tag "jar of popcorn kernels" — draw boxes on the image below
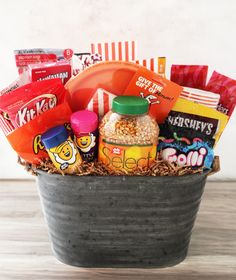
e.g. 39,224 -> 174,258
98,96 -> 159,173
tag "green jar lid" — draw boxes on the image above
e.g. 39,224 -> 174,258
112,96 -> 149,115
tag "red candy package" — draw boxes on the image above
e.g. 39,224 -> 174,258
28,61 -> 72,85
205,71 -> 236,117
14,48 -> 73,74
171,65 -> 208,90
0,79 -> 67,128
6,102 -> 72,164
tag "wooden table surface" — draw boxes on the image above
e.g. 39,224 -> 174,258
0,180 -> 235,280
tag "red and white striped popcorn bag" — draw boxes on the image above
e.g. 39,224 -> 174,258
87,88 -> 117,118
90,41 -> 166,77
135,57 -> 166,77
180,87 -> 220,109
0,112 -> 15,136
91,41 -> 136,61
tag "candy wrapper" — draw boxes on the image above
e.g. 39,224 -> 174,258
160,141 -> 215,169
14,48 -> 73,74
0,79 -> 66,128
205,71 -> 236,117
91,41 -> 136,61
87,88 -> 117,118
158,98 -> 229,168
6,102 -> 72,164
171,65 -> 208,90
135,57 -> 166,77
28,61 -> 72,84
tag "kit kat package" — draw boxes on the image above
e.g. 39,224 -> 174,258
6,103 -> 72,164
0,79 -> 66,128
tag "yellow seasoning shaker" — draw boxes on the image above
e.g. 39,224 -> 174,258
41,125 -> 82,174
98,96 -> 159,173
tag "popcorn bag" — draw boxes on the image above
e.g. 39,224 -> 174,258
0,42 -> 232,269
91,41 -> 136,61
86,88 -> 116,118
135,57 -> 166,77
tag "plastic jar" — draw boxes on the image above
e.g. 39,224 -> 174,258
98,96 -> 159,173
41,125 -> 82,174
70,110 -> 98,162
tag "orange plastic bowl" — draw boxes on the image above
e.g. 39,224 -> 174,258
65,61 -> 141,112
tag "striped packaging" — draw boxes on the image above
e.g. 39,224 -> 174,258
135,57 -> 166,77
0,113 -> 15,135
180,87 -> 220,109
87,88 -> 116,118
91,41 -> 136,61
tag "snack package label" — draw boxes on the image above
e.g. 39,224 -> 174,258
74,129 -> 98,162
0,79 -> 66,128
161,111 -> 219,145
15,54 -> 57,67
14,48 -> 73,74
159,139 -> 214,169
47,136 -> 82,173
6,103 -> 72,164
169,98 -> 228,146
158,98 -> 228,168
98,139 -> 157,172
123,67 -> 182,123
30,62 -> 72,84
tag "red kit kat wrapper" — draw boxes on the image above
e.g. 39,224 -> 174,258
6,103 -> 72,164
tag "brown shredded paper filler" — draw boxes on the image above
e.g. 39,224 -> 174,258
18,156 -> 204,177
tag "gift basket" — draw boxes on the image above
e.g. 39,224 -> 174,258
0,41 -> 234,268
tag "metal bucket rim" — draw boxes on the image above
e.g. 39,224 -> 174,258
36,168 -> 211,185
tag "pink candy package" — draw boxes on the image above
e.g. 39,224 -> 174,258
205,71 -> 236,117
170,65 -> 208,90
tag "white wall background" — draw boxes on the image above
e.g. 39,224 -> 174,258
0,0 -> 235,179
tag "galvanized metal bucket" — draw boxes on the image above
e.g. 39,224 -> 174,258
36,171 -> 209,268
